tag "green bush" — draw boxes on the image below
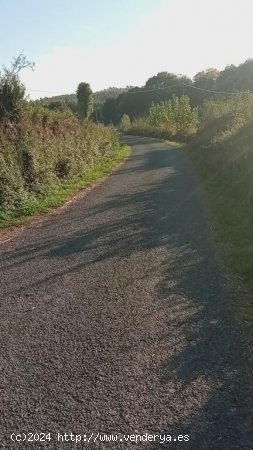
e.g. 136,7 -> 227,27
187,92 -> 253,291
201,92 -> 253,126
0,103 -> 120,213
119,114 -> 131,131
189,93 -> 253,203
149,96 -> 199,139
125,96 -> 199,141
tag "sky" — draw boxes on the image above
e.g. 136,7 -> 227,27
1,0 -> 253,99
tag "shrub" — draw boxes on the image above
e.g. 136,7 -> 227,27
189,92 -> 253,205
0,103 -> 120,213
0,53 -> 34,122
120,114 -> 131,131
125,96 -> 199,141
149,96 -> 199,138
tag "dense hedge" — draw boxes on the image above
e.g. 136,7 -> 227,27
190,93 -> 253,205
0,104 -> 120,212
122,96 -> 199,142
187,93 -> 253,291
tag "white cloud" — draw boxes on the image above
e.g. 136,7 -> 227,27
21,0 -> 253,98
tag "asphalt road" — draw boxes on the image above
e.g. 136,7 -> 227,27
0,136 -> 252,449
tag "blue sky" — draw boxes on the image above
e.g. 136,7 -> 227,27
1,0 -> 253,98
0,0 -> 165,63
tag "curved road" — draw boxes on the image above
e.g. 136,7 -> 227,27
0,136 -> 252,449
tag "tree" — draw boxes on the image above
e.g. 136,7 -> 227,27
145,72 -> 178,89
76,82 -> 93,119
93,87 -> 129,106
216,60 -> 253,93
190,68 -> 220,105
0,53 -> 34,121
46,101 -> 69,112
194,68 -> 220,89
102,72 -> 194,123
2,53 -> 34,77
102,98 -> 119,124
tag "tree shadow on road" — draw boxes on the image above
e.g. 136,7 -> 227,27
1,139 -> 252,449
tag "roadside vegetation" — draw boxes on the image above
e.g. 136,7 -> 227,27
0,55 -> 129,227
38,87 -> 130,122
2,53 -> 253,295
117,65 -> 253,294
120,95 -> 199,141
188,93 -> 253,293
102,60 -> 253,124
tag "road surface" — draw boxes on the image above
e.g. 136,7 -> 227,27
0,136 -> 252,449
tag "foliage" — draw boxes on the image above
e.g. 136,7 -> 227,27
119,114 -> 131,131
2,53 -> 34,76
102,98 -> 119,124
201,92 -> 253,126
0,53 -> 34,121
93,87 -> 129,105
102,74 -> 190,124
36,94 -> 78,114
38,87 -> 129,121
125,117 -> 164,138
76,82 -> 93,119
0,75 -> 25,121
194,68 -> 220,88
187,92 -> 253,291
0,103 -> 120,213
0,143 -> 130,226
33,60 -> 253,125
126,96 -> 199,141
93,88 -> 130,122
46,101 -> 70,112
101,60 -> 253,124
149,96 -> 199,137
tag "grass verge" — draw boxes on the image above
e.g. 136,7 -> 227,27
0,143 -> 131,229
185,144 -> 253,370
130,129 -> 253,297
185,142 -> 253,299
188,152 -> 253,292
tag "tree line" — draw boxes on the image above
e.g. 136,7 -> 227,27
40,87 -> 129,121
102,59 -> 253,124
33,58 -> 253,126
